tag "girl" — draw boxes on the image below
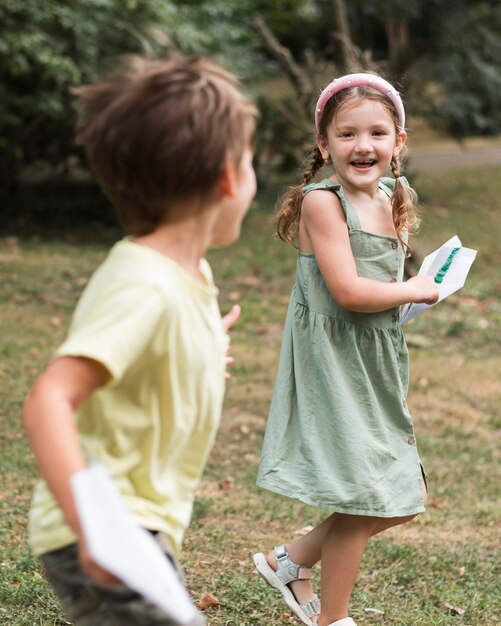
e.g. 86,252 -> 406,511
252,73 -> 439,626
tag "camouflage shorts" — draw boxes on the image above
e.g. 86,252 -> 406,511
41,543 -> 206,626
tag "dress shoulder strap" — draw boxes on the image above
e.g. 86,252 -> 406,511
379,175 -> 410,197
302,179 -> 361,231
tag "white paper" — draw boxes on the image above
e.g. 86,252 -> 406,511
71,463 -> 198,625
400,235 -> 477,324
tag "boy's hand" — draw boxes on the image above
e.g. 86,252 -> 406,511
78,539 -> 122,586
222,305 -> 241,379
221,304 -> 241,332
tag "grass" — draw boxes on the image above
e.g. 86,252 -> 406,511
1,164 -> 500,625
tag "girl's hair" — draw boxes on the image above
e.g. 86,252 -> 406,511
73,55 -> 257,235
275,83 -> 419,250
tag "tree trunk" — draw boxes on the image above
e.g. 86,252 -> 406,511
251,17 -> 314,116
330,0 -> 357,71
385,17 -> 409,65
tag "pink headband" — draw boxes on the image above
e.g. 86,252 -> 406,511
315,73 -> 405,133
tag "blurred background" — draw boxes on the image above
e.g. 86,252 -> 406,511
2,0 -> 501,231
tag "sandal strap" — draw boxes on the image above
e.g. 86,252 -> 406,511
274,544 -> 314,585
300,594 -> 321,618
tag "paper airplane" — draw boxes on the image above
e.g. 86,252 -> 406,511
400,235 -> 477,324
71,463 -> 198,625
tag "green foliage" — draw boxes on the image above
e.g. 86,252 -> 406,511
0,0 -> 173,188
0,0 -> 310,191
355,0 -> 501,138
2,0 -> 501,195
431,2 -> 501,137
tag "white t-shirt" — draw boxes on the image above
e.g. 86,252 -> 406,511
29,239 -> 227,556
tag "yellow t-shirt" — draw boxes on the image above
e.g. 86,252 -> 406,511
29,239 -> 227,557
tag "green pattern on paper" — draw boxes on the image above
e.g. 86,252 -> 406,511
434,247 -> 461,284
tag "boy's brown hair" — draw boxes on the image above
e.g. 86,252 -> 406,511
73,55 -> 257,235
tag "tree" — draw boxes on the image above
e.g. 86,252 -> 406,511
0,0 -> 310,191
0,0 -> 180,190
415,1 -> 501,138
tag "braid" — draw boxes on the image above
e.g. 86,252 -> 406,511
390,154 -> 420,254
303,147 -> 325,185
275,146 -> 325,245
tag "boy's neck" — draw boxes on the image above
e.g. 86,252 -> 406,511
133,210 -> 216,281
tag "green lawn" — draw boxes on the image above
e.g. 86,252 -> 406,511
1,165 -> 500,625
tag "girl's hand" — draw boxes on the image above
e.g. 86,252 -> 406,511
78,539 -> 122,586
407,275 -> 439,305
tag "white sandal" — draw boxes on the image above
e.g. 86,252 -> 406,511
252,544 -> 321,626
327,619 -> 357,626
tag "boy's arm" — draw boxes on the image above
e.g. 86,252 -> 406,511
23,355 -> 109,534
23,355 -> 119,583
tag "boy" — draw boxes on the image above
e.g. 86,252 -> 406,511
23,55 -> 257,625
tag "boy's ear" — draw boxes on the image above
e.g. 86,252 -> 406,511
218,161 -> 237,198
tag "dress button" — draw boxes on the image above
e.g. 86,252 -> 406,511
403,400 -> 407,407
391,242 -> 398,249
391,277 -> 397,283
408,436 -> 415,445
391,314 -> 398,322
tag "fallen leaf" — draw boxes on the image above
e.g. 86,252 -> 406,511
445,602 -> 465,615
458,566 -> 465,576
218,476 -> 235,491
197,592 -> 220,610
279,612 -> 293,620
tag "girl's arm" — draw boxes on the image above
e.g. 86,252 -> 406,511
23,356 -> 118,583
300,190 -> 438,313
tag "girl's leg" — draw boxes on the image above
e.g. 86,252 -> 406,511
284,481 -> 427,567
264,485 -> 426,621
264,514 -> 336,611
317,514 -> 378,625
267,507 -> 424,616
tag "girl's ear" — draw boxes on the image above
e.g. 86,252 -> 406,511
218,161 -> 237,198
393,130 -> 408,157
316,135 -> 330,161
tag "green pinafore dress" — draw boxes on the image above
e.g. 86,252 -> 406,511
257,177 -> 426,517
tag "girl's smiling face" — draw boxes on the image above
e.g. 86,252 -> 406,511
318,97 -> 407,192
